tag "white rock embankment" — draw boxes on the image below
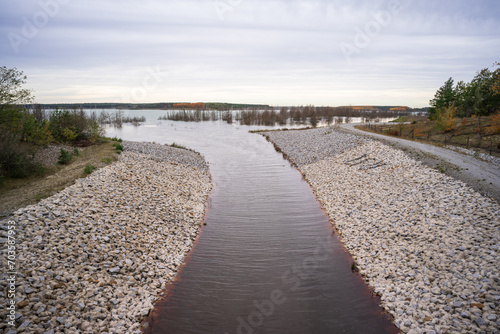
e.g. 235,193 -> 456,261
0,142 -> 212,334
264,128 -> 500,334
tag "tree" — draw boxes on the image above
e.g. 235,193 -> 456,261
0,67 -> 34,131
471,67 -> 500,117
428,77 -> 455,120
0,67 -> 33,107
435,106 -> 457,133
492,62 -> 500,95
0,67 -> 39,181
454,81 -> 475,118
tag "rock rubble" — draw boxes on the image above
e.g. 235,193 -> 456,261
0,142 -> 212,333
264,127 -> 500,334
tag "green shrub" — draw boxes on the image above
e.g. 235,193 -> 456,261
0,130 -> 44,179
112,143 -> 124,153
73,148 -> 79,156
0,151 -> 44,179
49,108 -> 104,143
61,127 -> 78,141
171,142 -> 186,149
83,164 -> 96,174
435,106 -> 457,133
58,149 -> 72,165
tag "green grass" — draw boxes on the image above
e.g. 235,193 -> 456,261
112,143 -> 124,154
171,142 -> 187,150
101,155 -> 118,164
83,164 -> 97,175
390,116 -> 409,123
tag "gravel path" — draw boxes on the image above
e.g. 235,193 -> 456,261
264,127 -> 500,334
339,123 -> 500,202
0,142 -> 212,334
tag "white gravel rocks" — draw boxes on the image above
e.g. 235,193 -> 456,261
264,128 -> 500,334
263,128 -> 365,166
0,143 -> 212,333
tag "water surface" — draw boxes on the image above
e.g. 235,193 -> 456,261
107,118 -> 397,334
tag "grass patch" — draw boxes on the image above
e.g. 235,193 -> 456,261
101,155 -> 118,164
171,142 -> 187,150
390,116 -> 408,123
112,142 -> 124,154
83,164 -> 97,175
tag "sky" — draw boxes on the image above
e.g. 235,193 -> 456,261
1,0 -> 499,107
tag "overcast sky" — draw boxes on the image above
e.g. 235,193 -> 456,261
1,0 -> 499,107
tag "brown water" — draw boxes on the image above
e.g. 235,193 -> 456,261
107,119 -> 398,334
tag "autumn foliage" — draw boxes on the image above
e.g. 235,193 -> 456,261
435,106 -> 457,133
489,112 -> 500,135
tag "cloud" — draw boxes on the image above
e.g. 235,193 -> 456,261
1,0 -> 499,106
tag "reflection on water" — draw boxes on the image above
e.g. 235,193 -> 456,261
106,115 -> 397,334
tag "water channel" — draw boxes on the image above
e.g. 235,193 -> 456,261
106,113 -> 397,334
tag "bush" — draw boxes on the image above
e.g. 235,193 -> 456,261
83,164 -> 96,174
112,143 -> 124,153
50,108 -> 104,143
57,149 -> 72,165
0,150 -> 44,179
435,106 -> 457,133
0,130 -> 44,179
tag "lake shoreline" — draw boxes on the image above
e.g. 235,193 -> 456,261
263,127 -> 500,333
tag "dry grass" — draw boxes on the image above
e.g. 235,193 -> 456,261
0,141 -> 119,218
357,115 -> 500,157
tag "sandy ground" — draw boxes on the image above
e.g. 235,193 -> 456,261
339,123 -> 500,203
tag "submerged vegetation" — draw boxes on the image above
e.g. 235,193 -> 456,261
95,110 -> 146,127
159,106 -> 419,127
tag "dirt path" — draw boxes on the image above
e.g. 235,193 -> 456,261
0,142 -> 118,218
339,123 -> 500,202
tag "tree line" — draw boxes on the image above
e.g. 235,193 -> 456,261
428,62 -> 499,121
0,67 -> 105,181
